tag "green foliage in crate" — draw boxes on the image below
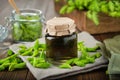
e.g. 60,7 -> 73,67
56,0 -> 120,25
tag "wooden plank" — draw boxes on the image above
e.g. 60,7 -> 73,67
92,34 -> 102,42
0,71 -> 5,79
11,69 -> 28,80
100,32 -> 120,41
26,71 -> 36,80
77,68 -> 109,80
0,69 -> 28,80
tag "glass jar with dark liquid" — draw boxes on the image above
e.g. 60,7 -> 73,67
45,17 -> 77,63
45,32 -> 77,62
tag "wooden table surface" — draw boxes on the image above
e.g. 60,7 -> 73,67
0,0 -> 120,80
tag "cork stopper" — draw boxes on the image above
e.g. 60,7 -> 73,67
45,17 -> 76,36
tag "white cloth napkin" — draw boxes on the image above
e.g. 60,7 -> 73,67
9,31 -> 108,80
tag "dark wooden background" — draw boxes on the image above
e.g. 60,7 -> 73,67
0,0 -> 120,80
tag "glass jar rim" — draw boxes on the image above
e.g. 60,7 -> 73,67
11,9 -> 44,22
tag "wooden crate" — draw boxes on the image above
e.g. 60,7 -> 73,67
54,0 -> 120,34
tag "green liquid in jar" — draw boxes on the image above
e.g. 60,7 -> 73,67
45,33 -> 77,63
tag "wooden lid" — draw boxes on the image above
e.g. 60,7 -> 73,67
45,17 -> 76,36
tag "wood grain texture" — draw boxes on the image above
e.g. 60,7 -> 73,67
54,0 -> 120,34
0,0 -> 58,25
0,0 -> 120,80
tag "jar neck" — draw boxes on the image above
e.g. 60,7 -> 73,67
45,32 -> 76,37
10,9 -> 45,22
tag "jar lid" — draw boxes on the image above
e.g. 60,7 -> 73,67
45,17 -> 76,36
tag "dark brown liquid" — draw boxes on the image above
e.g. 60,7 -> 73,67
45,33 -> 77,62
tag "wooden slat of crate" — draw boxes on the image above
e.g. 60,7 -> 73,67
54,0 -> 120,34
86,13 -> 120,34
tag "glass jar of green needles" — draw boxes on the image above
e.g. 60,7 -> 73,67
7,9 -> 45,42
